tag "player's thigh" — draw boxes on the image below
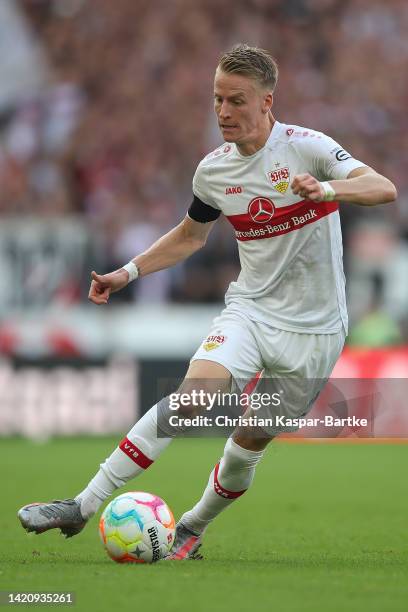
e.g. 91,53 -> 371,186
185,359 -> 232,381
255,328 -> 345,435
178,360 -> 232,403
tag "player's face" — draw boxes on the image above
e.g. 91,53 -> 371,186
214,68 -> 273,152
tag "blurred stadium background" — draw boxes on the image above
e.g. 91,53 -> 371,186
0,0 -> 407,439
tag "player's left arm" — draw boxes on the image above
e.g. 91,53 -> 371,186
291,166 -> 397,206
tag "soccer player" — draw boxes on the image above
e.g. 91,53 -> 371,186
18,44 -> 397,559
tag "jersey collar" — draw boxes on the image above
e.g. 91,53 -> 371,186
234,120 -> 282,160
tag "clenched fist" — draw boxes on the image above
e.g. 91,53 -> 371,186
88,269 -> 129,305
291,173 -> 326,202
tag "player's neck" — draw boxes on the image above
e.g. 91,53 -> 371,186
236,114 -> 276,157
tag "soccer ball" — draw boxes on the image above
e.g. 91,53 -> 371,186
99,491 -> 175,563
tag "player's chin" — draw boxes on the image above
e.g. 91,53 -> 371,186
219,126 -> 239,142
221,132 -> 236,143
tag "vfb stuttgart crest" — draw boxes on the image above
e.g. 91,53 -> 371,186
203,335 -> 226,352
268,167 -> 290,194
248,197 -> 275,223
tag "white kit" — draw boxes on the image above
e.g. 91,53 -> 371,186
191,121 -> 365,429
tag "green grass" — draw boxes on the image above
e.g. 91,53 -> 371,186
0,437 -> 407,611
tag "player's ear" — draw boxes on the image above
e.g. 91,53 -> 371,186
262,92 -> 273,114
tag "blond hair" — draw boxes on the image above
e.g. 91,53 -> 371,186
218,44 -> 278,91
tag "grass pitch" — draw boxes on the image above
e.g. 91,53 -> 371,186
0,437 -> 407,612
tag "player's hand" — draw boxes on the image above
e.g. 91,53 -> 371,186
88,269 -> 129,305
291,173 -> 324,202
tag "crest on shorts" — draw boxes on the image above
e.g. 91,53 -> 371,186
203,335 -> 226,352
268,167 -> 290,194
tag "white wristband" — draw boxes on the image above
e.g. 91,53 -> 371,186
320,181 -> 336,201
122,261 -> 139,283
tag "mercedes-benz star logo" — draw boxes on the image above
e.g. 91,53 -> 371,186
248,197 -> 275,223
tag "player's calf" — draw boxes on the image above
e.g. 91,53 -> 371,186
180,436 -> 266,536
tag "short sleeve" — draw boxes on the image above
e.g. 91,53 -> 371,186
192,163 -> 221,210
295,133 -> 367,181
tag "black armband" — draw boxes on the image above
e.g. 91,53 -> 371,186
188,195 -> 221,223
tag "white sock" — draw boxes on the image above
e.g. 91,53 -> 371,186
76,404 -> 172,519
181,437 -> 264,534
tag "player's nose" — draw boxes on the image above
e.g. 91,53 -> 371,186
218,101 -> 232,119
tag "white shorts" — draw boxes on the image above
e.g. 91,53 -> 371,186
191,304 -> 345,435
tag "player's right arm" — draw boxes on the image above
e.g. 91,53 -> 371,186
88,161 -> 221,305
88,210 -> 218,305
131,214 -> 217,275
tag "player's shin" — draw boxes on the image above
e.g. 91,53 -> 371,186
180,437 -> 264,534
76,397 -> 179,519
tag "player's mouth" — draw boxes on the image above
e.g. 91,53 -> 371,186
220,124 -> 238,131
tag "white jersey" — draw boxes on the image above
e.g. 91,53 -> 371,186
191,121 -> 366,334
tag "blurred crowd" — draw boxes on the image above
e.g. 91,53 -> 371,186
0,0 -> 407,343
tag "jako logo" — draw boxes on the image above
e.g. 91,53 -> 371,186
225,186 -> 243,195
